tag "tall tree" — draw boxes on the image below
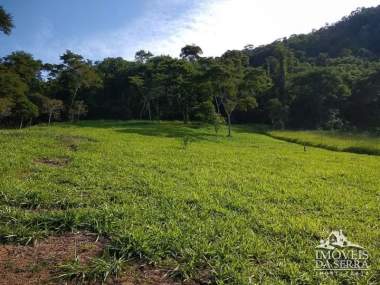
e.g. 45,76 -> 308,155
0,64 -> 41,128
288,68 -> 351,129
13,95 -> 38,128
180,45 -> 203,62
349,68 -> 380,128
216,51 -> 272,136
129,74 -> 152,120
135,50 -> 153,64
0,97 -> 12,121
3,52 -> 42,88
58,50 -> 101,121
69,100 -> 88,122
43,98 -> 64,125
0,6 -> 13,35
266,98 -> 288,129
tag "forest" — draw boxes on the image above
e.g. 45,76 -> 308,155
1,5 -> 380,132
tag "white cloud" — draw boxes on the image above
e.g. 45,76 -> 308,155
37,0 -> 380,61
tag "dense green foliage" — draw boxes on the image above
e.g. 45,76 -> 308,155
1,6 -> 380,131
0,121 -> 379,284
245,6 -> 380,130
286,6 -> 380,58
0,6 -> 13,35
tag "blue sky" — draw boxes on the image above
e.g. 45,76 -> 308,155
1,0 -> 379,63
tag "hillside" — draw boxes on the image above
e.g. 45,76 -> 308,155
250,5 -> 380,65
287,5 -> 380,58
243,5 -> 380,130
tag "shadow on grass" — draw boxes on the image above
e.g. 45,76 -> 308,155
34,120 -> 380,155
231,124 -> 270,134
267,133 -> 380,156
115,122 -> 220,142
63,120 -> 220,142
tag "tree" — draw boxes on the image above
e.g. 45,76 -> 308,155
0,67 -> 28,125
180,45 -> 203,62
135,50 -> 153,64
273,43 -> 292,102
179,61 -> 198,124
0,6 -> 13,35
0,97 -> 13,121
69,100 -> 88,122
3,52 -> 42,87
267,98 -> 288,129
214,51 -> 272,136
12,95 -> 38,128
0,67 -> 28,100
348,69 -> 380,128
43,99 -> 64,125
288,68 -> 351,129
195,99 -> 225,135
129,74 -> 152,120
95,57 -> 135,120
58,50 -> 102,121
221,81 -> 239,137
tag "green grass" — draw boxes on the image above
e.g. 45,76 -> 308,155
268,130 -> 380,156
0,121 -> 379,284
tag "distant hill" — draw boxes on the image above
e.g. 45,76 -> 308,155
287,5 -> 380,58
250,5 -> 380,66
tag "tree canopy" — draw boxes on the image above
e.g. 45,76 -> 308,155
0,6 -> 13,35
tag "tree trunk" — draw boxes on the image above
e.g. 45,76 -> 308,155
214,96 -> 220,114
147,101 -> 152,121
266,61 -> 271,76
227,113 -> 232,137
183,105 -> 189,124
155,102 -> 160,121
48,111 -> 52,126
70,86 -> 80,122
19,117 -> 23,129
279,57 -> 287,103
70,86 -> 80,108
77,107 -> 81,122
140,100 -> 146,119
70,112 -> 75,123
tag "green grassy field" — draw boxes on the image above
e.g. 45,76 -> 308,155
268,130 -> 380,156
0,121 -> 379,284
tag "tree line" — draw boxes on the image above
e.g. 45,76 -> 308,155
1,5 -> 380,133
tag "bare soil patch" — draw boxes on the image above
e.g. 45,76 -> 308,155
35,157 -> 70,167
0,233 -> 197,285
111,264 -> 194,285
0,232 -> 106,285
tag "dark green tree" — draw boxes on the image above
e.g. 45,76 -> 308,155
349,69 -> 380,128
135,50 -> 153,64
3,52 -> 42,88
288,68 -> 351,129
180,45 -> 203,62
0,6 -> 13,35
58,50 -> 102,121
13,95 -> 39,128
216,51 -> 272,136
266,98 -> 288,129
